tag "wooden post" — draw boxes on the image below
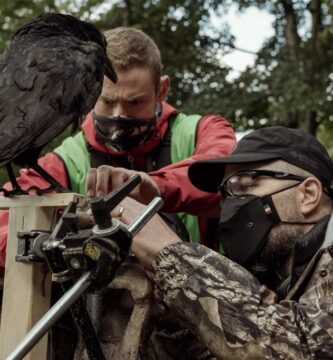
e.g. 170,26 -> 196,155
0,193 -> 85,359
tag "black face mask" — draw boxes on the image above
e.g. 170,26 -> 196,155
92,111 -> 157,151
218,183 -> 316,266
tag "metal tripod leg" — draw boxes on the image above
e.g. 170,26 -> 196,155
4,271 -> 104,360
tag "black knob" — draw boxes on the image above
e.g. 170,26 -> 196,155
90,197 -> 112,229
62,213 -> 79,233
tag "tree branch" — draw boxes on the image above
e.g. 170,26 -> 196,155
223,42 -> 257,55
123,0 -> 132,26
308,0 -> 322,40
279,0 -> 300,54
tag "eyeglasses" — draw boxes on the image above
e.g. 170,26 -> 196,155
220,169 -> 307,198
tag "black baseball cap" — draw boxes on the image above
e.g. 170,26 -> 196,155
189,126 -> 333,197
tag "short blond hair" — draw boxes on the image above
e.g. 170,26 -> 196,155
104,27 -> 162,88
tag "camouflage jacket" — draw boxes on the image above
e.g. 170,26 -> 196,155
150,242 -> 333,359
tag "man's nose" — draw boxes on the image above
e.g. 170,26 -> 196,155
112,104 -> 126,117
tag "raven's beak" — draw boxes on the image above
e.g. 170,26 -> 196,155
105,57 -> 117,83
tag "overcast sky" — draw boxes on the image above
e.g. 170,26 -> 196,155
93,3 -> 275,80
211,6 -> 275,79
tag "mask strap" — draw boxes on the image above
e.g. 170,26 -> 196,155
269,180 -> 304,197
155,102 -> 162,117
267,180 -> 316,225
92,111 -> 157,125
280,220 -> 317,225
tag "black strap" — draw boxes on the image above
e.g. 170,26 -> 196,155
88,127 -> 190,242
87,128 -> 172,172
145,126 -> 172,172
88,144 -> 132,169
144,126 -> 190,241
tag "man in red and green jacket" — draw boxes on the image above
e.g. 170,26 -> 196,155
0,27 -> 236,268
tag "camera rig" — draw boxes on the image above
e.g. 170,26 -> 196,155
4,174 -> 163,360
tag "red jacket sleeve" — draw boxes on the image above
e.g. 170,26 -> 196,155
150,115 -> 236,217
0,153 -> 68,268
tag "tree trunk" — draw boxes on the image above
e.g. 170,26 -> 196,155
123,0 -> 133,26
279,0 -> 301,57
309,0 -> 322,40
296,1 -> 322,135
285,110 -> 299,129
298,110 -> 318,135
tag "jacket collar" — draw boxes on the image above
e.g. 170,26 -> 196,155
276,215 -> 330,300
294,216 -> 329,266
81,101 -> 178,155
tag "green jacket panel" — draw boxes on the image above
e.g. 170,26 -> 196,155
54,113 -> 202,243
170,113 -> 202,244
53,131 -> 90,195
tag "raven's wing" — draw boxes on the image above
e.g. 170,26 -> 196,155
0,35 -> 105,166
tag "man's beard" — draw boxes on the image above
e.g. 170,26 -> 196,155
250,223 -> 305,287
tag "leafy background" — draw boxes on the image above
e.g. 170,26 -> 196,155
0,0 -> 332,184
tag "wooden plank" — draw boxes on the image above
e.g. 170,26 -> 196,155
0,193 -> 85,359
0,192 -> 87,209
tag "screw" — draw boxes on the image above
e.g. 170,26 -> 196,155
70,257 -> 82,270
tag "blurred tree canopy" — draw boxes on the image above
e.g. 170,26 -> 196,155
0,0 -> 232,183
219,0 -> 333,137
0,0 -> 332,132
0,0 -> 332,184
0,0 -> 232,115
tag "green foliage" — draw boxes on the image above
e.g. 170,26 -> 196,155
318,119 -> 333,157
0,0 -> 332,159
214,1 -> 333,135
92,0 -> 232,113
0,0 -> 233,129
0,0 -> 58,50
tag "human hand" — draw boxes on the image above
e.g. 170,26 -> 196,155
86,165 -> 161,204
76,210 -> 95,229
111,196 -> 181,270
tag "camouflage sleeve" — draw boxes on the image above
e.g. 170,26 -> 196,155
150,243 -> 333,359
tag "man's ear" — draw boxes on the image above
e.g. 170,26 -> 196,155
157,75 -> 170,102
299,177 -> 322,215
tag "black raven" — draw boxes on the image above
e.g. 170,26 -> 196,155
0,12 -> 117,196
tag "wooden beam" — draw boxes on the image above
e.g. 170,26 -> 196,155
0,192 -> 87,209
0,193 -> 85,359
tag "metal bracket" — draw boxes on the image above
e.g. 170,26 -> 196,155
16,231 -> 49,263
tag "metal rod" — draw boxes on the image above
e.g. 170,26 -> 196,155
4,271 -> 94,360
5,196 -> 163,360
128,197 -> 164,236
